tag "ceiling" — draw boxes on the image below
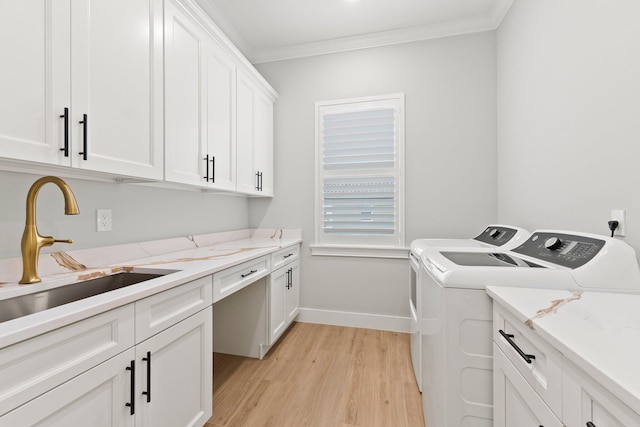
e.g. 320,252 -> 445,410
195,0 -> 513,64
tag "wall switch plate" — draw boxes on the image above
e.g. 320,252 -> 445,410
611,209 -> 625,237
96,209 -> 112,232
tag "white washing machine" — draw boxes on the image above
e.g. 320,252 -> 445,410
409,225 -> 529,391
419,230 -> 640,427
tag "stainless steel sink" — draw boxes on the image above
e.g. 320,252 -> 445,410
0,271 -> 174,323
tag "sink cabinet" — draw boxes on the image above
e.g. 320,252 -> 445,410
0,0 -> 164,180
0,276 -> 213,427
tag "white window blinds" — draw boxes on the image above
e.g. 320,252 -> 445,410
315,95 -> 404,248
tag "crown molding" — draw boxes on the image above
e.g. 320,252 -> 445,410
251,0 -> 514,64
198,0 -> 513,65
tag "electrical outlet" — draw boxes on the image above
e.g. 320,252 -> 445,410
96,209 -> 112,232
611,209 -> 625,237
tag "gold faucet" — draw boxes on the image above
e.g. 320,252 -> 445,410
20,176 -> 80,284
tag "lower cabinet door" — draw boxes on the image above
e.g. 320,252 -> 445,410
135,307 -> 212,427
0,349 -> 136,427
284,261 -> 300,324
493,343 -> 563,427
269,266 -> 286,344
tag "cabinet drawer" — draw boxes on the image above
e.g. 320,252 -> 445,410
493,307 -> 563,417
270,244 -> 299,271
135,275 -> 213,343
0,304 -> 134,416
213,255 -> 270,303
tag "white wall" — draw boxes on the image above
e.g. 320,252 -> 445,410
251,33 -> 498,324
497,1 -> 640,251
0,171 -> 249,259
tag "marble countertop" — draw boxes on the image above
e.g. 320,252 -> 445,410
487,285 -> 640,415
0,229 -> 301,349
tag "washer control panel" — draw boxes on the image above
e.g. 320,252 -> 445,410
512,232 -> 605,269
473,226 -> 519,247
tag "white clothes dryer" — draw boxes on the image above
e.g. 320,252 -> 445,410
419,230 -> 640,427
409,225 -> 529,392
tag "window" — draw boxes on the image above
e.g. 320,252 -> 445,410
312,94 -> 406,258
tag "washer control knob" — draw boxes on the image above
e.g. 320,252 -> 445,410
544,237 -> 562,250
489,229 -> 500,239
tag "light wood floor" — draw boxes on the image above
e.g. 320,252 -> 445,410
206,322 -> 425,427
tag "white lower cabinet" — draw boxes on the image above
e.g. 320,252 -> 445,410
0,276 -> 213,427
0,348 -> 135,427
493,343 -> 563,427
269,256 -> 300,345
563,359 -> 640,427
493,302 -> 640,427
135,307 -> 212,427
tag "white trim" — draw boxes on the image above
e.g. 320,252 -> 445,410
296,308 -> 410,333
309,245 -> 408,259
249,0 -> 514,64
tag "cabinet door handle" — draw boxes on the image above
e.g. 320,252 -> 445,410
259,172 -> 263,191
203,154 -> 210,181
241,269 -> 258,278
287,268 -> 293,289
59,107 -> 69,157
284,253 -> 294,259
125,360 -> 135,415
142,351 -> 151,403
255,171 -> 260,190
78,114 -> 88,160
586,422 -> 596,427
211,156 -> 215,183
499,329 -> 536,364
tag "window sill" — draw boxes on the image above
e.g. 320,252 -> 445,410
309,245 -> 409,259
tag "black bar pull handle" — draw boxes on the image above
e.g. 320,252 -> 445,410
59,107 -> 69,157
142,351 -> 151,403
259,172 -> 263,191
211,156 -> 215,183
203,154 -> 210,181
241,269 -> 258,278
78,114 -> 88,160
284,253 -> 294,259
255,171 -> 260,190
586,422 -> 596,427
499,329 -> 536,364
125,360 -> 135,415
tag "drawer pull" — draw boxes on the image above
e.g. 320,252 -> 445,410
284,253 -> 294,259
499,329 -> 536,364
241,269 -> 258,278
586,422 -> 596,427
125,360 -> 135,415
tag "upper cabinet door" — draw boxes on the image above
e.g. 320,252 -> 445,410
0,0 -> 71,166
164,0 -> 207,187
236,70 -> 274,197
71,0 -> 164,180
205,41 -> 236,191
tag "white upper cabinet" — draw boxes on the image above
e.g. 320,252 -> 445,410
71,0 -> 164,180
236,70 -> 274,196
0,1 -> 71,165
0,0 -> 164,180
164,0 -> 236,191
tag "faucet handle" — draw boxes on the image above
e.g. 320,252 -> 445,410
53,239 -> 73,244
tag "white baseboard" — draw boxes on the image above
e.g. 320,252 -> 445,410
296,308 -> 411,333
